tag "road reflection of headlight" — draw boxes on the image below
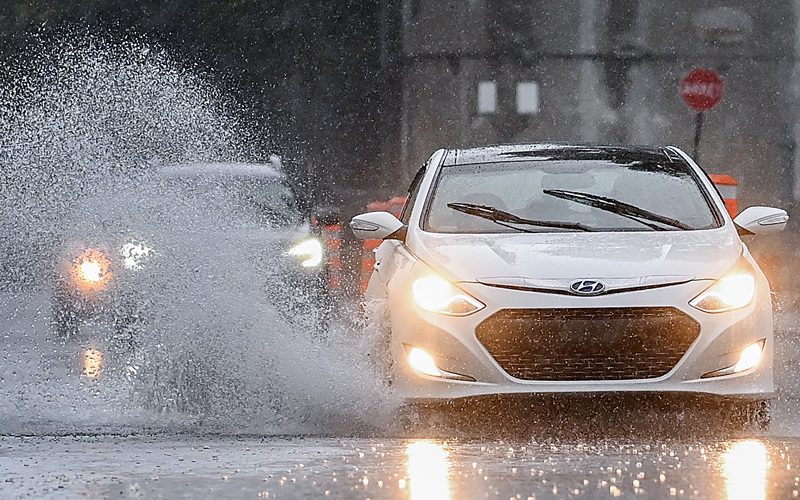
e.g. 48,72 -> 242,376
82,348 -> 103,379
722,439 -> 768,500
120,241 -> 154,270
287,238 -> 323,268
405,440 -> 450,500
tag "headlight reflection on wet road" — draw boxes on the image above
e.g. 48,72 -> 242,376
722,439 -> 769,500
4,435 -> 800,497
82,348 -> 104,379
405,440 -> 450,500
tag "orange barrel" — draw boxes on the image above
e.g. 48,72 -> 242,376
387,195 -> 408,218
709,174 -> 738,218
361,200 -> 391,292
320,222 -> 343,289
311,210 -> 344,291
366,200 -> 389,213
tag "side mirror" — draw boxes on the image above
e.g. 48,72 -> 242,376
733,206 -> 789,235
350,211 -> 405,240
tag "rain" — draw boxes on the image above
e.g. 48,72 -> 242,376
1,2 -> 800,498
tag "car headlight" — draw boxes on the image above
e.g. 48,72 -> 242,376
412,274 -> 484,316
120,241 -> 154,270
71,248 -> 113,292
79,260 -> 103,282
287,238 -> 324,268
690,259 -> 756,313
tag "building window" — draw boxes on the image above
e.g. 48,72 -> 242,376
516,81 -> 539,114
477,80 -> 497,114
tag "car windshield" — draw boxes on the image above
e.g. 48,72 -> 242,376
424,158 -> 721,233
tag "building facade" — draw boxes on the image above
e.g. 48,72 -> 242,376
399,0 -> 799,213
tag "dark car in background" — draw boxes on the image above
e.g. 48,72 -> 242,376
51,160 -> 329,378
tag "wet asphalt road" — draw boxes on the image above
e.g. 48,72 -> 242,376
3,293 -> 800,498
2,433 -> 800,499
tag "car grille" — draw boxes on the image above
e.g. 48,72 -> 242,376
475,307 -> 700,381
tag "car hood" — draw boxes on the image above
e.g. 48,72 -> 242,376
411,228 -> 742,285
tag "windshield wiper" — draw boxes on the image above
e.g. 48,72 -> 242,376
542,189 -> 691,231
447,202 -> 596,232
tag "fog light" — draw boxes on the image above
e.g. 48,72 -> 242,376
120,241 -> 154,270
733,342 -> 763,373
406,346 -> 475,381
408,347 -> 441,377
702,340 -> 765,378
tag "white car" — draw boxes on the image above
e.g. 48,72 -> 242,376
351,144 -> 788,426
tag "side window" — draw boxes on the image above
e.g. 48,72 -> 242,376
400,164 -> 426,225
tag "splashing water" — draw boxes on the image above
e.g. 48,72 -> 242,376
0,36 -> 397,435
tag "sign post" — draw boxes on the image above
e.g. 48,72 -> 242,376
680,68 -> 723,162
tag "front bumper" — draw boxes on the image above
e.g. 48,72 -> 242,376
389,279 -> 775,402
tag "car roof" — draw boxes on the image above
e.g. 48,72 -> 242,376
156,161 -> 285,180
442,143 -> 680,166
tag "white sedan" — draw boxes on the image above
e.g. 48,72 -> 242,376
351,144 -> 788,426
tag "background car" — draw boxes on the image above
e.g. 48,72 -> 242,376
351,144 -> 789,428
51,160 -> 329,378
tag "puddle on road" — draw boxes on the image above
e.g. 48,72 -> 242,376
3,435 -> 800,499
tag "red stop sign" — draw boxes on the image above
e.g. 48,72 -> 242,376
680,69 -> 723,112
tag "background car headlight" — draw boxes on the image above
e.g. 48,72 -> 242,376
288,238 -> 323,268
120,241 -> 154,270
412,274 -> 484,316
690,262 -> 756,313
79,260 -> 103,283
71,248 -> 113,292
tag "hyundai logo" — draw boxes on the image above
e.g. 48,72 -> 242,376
569,279 -> 606,295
